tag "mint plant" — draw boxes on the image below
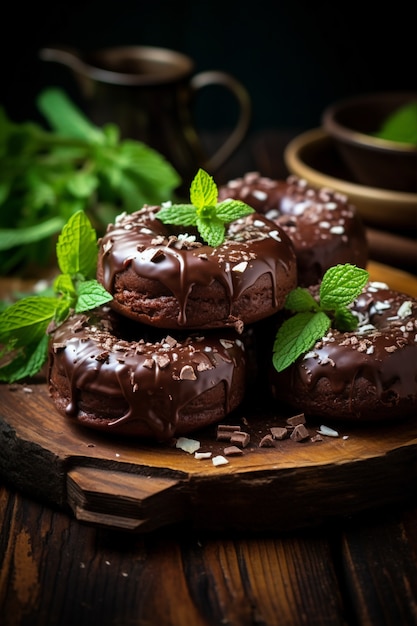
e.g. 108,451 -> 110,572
156,168 -> 254,247
0,88 -> 181,274
273,264 -> 369,372
0,211 -> 112,382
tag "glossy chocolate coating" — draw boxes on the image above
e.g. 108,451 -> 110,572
96,206 -> 297,330
48,307 -> 246,440
271,283 -> 417,421
218,173 -> 368,286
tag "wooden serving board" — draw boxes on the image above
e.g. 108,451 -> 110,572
1,261 -> 417,534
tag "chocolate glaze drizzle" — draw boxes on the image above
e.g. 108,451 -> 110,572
97,206 -> 296,327
48,308 -> 246,440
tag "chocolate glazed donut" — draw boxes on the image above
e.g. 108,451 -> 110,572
48,307 -> 247,441
270,283 -> 417,422
96,206 -> 297,331
218,172 -> 368,287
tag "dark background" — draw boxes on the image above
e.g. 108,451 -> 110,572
1,0 -> 415,133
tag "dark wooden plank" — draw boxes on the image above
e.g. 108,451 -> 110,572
340,507 -> 417,626
0,483 -> 349,626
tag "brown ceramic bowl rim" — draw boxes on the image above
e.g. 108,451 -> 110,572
284,128 -> 417,202
322,92 -> 417,154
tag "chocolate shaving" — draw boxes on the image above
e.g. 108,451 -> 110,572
290,424 -> 310,442
259,434 -> 275,448
224,445 -> 243,456
230,431 -> 250,448
179,365 -> 196,380
270,426 -> 288,440
286,413 -> 306,428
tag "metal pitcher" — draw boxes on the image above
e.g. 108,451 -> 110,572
39,45 -> 252,190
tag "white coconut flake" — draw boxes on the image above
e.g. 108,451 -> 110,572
176,437 -> 201,454
212,455 -> 229,466
232,261 -> 248,273
269,230 -> 282,242
397,300 -> 412,319
252,189 -> 268,201
372,300 -> 391,312
368,281 -> 389,292
195,451 -> 212,460
357,323 -> 376,334
317,425 -> 339,437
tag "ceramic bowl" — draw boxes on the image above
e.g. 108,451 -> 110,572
284,128 -> 417,232
322,92 -> 417,193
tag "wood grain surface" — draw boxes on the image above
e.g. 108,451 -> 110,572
1,481 -> 417,626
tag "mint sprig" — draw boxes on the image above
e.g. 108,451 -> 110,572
273,264 -> 369,372
156,168 -> 254,247
0,211 -> 112,382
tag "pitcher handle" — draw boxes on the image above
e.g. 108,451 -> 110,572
190,70 -> 251,173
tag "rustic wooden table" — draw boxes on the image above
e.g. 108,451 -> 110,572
1,482 -> 417,626
1,130 -> 417,626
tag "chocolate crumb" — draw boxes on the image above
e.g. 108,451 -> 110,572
270,426 -> 288,440
290,423 -> 310,442
179,365 -> 197,380
286,413 -> 306,428
217,424 -> 241,433
310,434 -> 324,443
224,445 -> 243,456
259,434 -> 275,448
154,354 -> 171,369
230,431 -> 250,448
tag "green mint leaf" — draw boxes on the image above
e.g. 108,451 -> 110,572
156,204 -> 198,226
0,335 -> 50,383
196,216 -> 225,248
66,171 -> 98,199
0,217 -> 65,251
333,306 -> 359,332
54,273 -> 76,298
215,199 -> 254,222
319,264 -> 369,310
0,296 -> 59,346
37,88 -> 104,143
75,280 -> 113,313
375,101 -> 417,145
285,287 -> 320,313
190,168 -> 217,209
273,311 -> 331,373
56,210 -> 98,278
0,296 -> 58,382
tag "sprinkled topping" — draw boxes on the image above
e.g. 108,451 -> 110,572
398,300 -> 412,318
232,261 -> 248,273
330,225 -> 345,235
